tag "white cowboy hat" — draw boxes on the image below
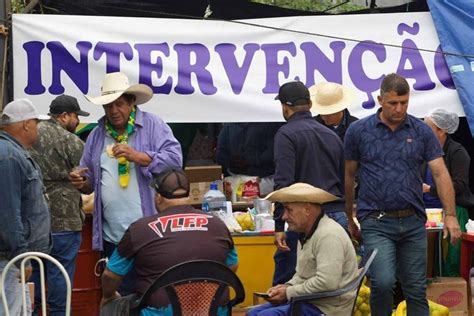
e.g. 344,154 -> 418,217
309,82 -> 356,115
84,72 -> 153,105
264,183 -> 339,205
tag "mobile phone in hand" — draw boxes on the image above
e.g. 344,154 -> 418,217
254,292 -> 270,299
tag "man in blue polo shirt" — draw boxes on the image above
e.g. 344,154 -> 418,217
272,81 -> 348,285
344,73 -> 461,316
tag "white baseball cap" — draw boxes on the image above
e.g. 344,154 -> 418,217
0,99 -> 49,125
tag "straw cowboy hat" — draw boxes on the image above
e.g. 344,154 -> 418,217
265,183 -> 339,205
84,72 -> 153,105
309,82 -> 356,115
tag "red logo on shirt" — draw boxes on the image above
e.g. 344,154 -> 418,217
147,213 -> 211,237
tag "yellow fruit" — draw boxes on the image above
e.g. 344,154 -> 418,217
395,300 -> 406,316
359,285 -> 370,298
395,299 -> 448,316
353,311 -> 362,316
236,213 -> 255,230
427,300 -> 449,316
356,296 -> 364,307
359,302 -> 370,313
244,215 -> 255,230
236,215 -> 245,229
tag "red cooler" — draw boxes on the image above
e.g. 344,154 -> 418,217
72,214 -> 101,315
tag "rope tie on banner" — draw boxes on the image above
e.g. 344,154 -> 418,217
96,4 -> 474,59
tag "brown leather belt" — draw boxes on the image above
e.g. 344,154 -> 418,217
371,208 -> 416,219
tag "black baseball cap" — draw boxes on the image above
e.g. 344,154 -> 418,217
150,168 -> 190,199
49,95 -> 90,116
274,81 -> 310,106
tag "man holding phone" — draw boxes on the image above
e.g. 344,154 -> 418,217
30,95 -> 90,316
69,72 -> 182,296
248,183 -> 358,316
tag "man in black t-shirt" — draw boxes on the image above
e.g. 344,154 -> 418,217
100,169 -> 238,315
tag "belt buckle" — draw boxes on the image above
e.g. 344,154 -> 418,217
376,211 -> 386,220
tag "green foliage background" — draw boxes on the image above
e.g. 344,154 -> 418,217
10,0 -> 27,13
252,0 -> 365,13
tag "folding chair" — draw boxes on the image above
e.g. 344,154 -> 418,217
0,251 -> 71,316
289,248 -> 378,315
133,260 -> 245,316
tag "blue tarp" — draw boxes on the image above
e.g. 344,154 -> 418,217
428,0 -> 474,135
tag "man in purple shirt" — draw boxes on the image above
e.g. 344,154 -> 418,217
70,72 -> 182,295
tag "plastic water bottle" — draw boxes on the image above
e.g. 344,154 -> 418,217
202,182 -> 227,213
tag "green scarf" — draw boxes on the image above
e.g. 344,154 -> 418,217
105,109 -> 136,188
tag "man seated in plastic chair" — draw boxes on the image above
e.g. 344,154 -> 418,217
247,183 -> 358,316
100,168 -> 238,315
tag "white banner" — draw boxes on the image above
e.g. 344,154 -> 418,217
12,13 -> 464,123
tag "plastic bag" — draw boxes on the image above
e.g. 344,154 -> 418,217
233,211 -> 256,231
224,175 -> 260,202
211,210 -> 242,233
392,299 -> 449,316
465,218 -> 474,233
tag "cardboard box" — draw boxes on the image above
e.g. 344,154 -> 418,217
185,165 -> 222,183
426,277 -> 468,312
450,311 -> 468,316
185,165 -> 223,204
189,181 -> 223,204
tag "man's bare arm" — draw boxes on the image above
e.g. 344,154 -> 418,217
101,268 -> 123,306
428,157 -> 461,245
345,160 -> 360,239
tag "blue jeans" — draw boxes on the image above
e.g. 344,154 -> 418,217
325,211 -> 349,231
0,259 -> 32,316
246,302 -> 323,316
31,232 -> 81,316
360,214 -> 428,316
272,211 -> 348,285
103,240 -> 136,296
140,305 -> 228,316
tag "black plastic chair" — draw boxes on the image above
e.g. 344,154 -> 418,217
289,248 -> 378,316
133,260 -> 245,316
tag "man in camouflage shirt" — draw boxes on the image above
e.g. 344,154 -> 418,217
30,95 -> 90,316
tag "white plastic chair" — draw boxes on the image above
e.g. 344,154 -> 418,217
0,252 -> 71,316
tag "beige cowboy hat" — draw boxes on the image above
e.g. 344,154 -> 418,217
84,72 -> 153,105
309,82 -> 356,115
265,183 -> 339,205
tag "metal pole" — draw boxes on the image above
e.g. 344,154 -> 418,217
22,0 -> 40,13
370,0 -> 376,11
0,0 -> 9,112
